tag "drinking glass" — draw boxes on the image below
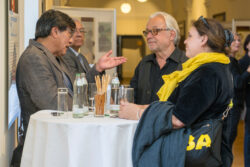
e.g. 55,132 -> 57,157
120,84 -> 130,89
121,87 -> 134,103
109,87 -> 120,117
88,83 -> 97,113
57,88 -> 68,116
119,85 -> 130,99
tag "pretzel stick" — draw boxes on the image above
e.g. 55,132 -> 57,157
101,75 -> 105,93
103,74 -> 110,93
107,75 -> 110,88
95,74 -> 111,94
103,74 -> 107,93
97,75 -> 101,93
94,76 -> 98,93
95,75 -> 101,94
94,76 -> 97,90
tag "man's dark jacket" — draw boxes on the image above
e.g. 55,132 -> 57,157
62,48 -> 102,82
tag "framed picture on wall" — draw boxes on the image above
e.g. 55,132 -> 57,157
213,12 -> 226,22
53,6 -> 116,68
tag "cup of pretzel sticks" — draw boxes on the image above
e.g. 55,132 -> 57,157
94,74 -> 110,117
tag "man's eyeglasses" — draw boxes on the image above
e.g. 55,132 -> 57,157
76,28 -> 87,34
142,28 -> 170,37
198,16 -> 209,29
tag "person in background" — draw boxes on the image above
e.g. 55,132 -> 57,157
226,33 -> 249,150
119,12 -> 187,119
13,9 -> 76,167
239,34 -> 250,167
62,19 -> 126,82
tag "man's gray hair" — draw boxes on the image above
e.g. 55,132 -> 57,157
149,12 -> 180,45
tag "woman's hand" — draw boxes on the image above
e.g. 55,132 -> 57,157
172,115 -> 185,129
118,101 -> 139,120
118,101 -> 148,120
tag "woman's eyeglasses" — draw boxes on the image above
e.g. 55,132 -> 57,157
142,28 -> 170,37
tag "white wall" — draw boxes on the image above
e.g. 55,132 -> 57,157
23,0 -> 40,48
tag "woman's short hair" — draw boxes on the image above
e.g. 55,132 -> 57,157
243,34 -> 250,52
193,17 -> 233,54
149,12 -> 180,45
35,10 -> 75,40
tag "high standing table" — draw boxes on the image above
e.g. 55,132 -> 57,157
21,110 -> 138,167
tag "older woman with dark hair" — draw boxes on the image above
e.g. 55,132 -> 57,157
239,34 -> 250,167
131,17 -> 234,167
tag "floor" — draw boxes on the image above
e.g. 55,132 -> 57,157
232,120 -> 245,167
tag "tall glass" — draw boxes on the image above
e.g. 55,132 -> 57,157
57,88 -> 68,114
109,87 -> 120,117
88,83 -> 97,113
121,87 -> 134,103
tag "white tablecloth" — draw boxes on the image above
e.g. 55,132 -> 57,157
21,110 -> 138,167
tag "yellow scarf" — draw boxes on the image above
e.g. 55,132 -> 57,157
157,52 -> 230,101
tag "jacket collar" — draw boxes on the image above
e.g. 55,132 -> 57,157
69,47 -> 79,56
145,48 -> 184,64
30,39 -> 74,83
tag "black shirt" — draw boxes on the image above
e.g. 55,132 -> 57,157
130,48 -> 187,104
150,49 -> 187,102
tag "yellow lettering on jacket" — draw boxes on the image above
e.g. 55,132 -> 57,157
186,134 -> 211,151
186,135 -> 195,151
195,134 -> 211,150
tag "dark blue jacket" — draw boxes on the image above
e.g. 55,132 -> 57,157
132,101 -> 190,167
